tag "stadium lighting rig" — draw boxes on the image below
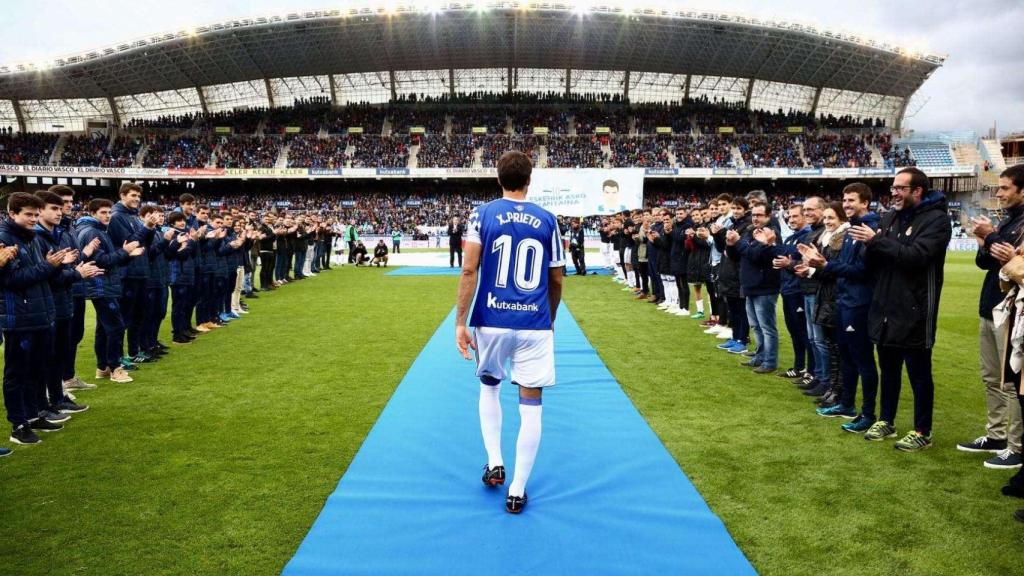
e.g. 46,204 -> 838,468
0,1 -> 945,76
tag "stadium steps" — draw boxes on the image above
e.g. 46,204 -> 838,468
568,115 -> 577,136
49,134 -> 69,165
133,143 -> 149,168
345,141 -> 356,168
444,115 -> 452,137
868,142 -> 884,166
208,142 -> 223,169
472,148 -> 483,168
797,138 -> 810,167
538,144 -> 549,168
382,116 -> 392,137
953,142 -> 983,170
628,115 -> 637,136
409,144 -> 420,168
276,142 -> 291,169
601,142 -> 611,169
731,145 -> 745,168
981,139 -> 1008,171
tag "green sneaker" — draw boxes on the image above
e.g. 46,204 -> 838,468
894,431 -> 932,452
689,312 -> 705,320
863,420 -> 897,441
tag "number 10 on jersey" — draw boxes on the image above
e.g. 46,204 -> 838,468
492,234 -> 544,292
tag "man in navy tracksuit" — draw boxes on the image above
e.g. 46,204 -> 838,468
75,199 -> 144,384
197,212 -> 227,330
166,211 -> 197,344
1,193 -> 73,445
108,183 -> 158,364
48,185 -> 96,392
140,205 -> 179,358
32,190 -> 103,420
810,184 -> 881,430
772,203 -> 813,380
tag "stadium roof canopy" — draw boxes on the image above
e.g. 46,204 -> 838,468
0,2 -> 945,132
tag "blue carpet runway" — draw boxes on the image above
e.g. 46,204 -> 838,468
283,306 -> 755,575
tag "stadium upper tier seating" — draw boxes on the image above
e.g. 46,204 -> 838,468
2,97 -> 920,170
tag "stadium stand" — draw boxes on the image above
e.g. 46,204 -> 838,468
546,136 -> 606,168
216,136 -> 283,169
286,135 -> 349,169
141,134 -> 216,168
902,141 -> 956,167
0,132 -> 58,165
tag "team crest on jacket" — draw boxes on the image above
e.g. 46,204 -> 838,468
515,205 -> 525,212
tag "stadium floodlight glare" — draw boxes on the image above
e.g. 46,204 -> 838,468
573,0 -> 592,16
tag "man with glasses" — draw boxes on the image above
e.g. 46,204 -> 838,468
853,168 -> 952,451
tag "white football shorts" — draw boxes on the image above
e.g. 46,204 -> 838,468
474,327 -> 555,388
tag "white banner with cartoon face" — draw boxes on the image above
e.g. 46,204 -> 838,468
525,168 -> 645,217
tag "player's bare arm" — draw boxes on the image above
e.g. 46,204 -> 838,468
455,240 -> 482,360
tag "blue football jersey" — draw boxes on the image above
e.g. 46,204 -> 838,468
467,198 -> 565,330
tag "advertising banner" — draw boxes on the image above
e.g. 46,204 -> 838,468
527,168 -> 644,217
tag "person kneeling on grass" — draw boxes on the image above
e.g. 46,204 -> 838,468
371,240 -> 389,267
352,241 -> 369,266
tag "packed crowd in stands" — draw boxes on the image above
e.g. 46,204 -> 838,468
215,136 -> 282,169
123,113 -> 200,130
415,136 -> 476,168
349,135 -> 410,168
511,106 -> 570,135
0,132 -> 58,165
58,135 -> 142,167
573,106 -> 630,135
608,135 -> 670,168
675,135 -> 735,168
196,108 -> 265,135
803,134 -> 874,168
286,135 -> 349,169
325,104 -> 387,135
141,135 -> 215,169
873,132 -> 916,168
389,106 -> 447,135
263,97 -> 330,134
633,103 -> 690,134
450,107 -> 509,135
547,136 -> 606,168
1,97 -> 931,170
480,135 -> 539,167
734,135 -> 804,168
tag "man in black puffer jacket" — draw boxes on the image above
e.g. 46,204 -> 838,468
853,167 -> 952,451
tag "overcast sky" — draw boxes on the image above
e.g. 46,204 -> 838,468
0,0 -> 1019,135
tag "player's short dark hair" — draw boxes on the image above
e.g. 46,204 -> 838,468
788,203 -> 804,212
34,190 -> 65,208
602,179 -> 619,191
7,192 -> 43,214
139,204 -> 162,217
179,193 -> 197,204
897,167 -> 929,195
166,211 -> 186,225
496,151 -> 532,191
88,198 -> 113,213
48,184 -> 75,198
842,182 -> 873,204
749,201 -> 768,214
119,182 -> 143,197
732,197 -> 749,211
715,193 -> 733,204
196,204 -> 210,212
1002,164 -> 1024,190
